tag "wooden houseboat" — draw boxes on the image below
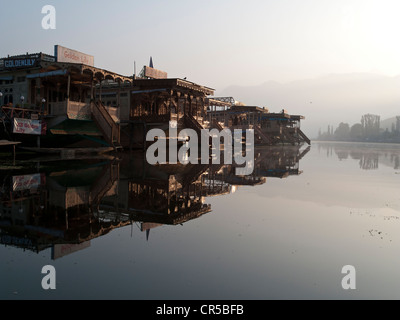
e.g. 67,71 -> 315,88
0,46 -> 132,154
207,98 -> 311,146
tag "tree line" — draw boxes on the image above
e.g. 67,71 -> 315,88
317,114 -> 400,143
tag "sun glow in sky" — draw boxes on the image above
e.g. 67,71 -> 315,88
1,0 -> 400,90
339,1 -> 400,75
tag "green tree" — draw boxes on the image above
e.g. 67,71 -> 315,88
350,123 -> 363,141
334,122 -> 350,141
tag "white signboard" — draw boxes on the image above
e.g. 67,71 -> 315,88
13,118 -> 45,135
55,45 -> 94,66
12,173 -> 42,191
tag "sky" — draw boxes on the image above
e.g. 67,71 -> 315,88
1,0 -> 400,99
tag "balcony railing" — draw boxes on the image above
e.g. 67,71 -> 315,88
1,105 -> 43,120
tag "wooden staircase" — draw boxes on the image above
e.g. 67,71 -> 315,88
298,128 -> 311,145
254,125 -> 274,145
91,101 -> 123,152
211,119 -> 224,131
184,114 -> 204,136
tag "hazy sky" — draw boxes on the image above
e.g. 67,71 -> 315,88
1,0 -> 400,94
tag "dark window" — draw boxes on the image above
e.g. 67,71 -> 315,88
4,94 -> 13,104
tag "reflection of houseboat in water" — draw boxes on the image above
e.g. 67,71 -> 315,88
0,146 -> 309,258
1,45 -> 310,155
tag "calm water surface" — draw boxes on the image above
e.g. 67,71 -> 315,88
1,142 -> 400,300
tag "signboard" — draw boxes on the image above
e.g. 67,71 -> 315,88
144,66 -> 168,79
12,173 -> 44,191
3,55 -> 39,69
41,54 -> 56,63
55,45 -> 94,66
13,118 -> 47,135
0,235 -> 33,247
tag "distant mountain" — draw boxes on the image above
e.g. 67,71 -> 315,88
217,73 -> 400,139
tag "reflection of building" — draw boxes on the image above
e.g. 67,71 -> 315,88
0,159 -> 128,258
0,146 -> 310,255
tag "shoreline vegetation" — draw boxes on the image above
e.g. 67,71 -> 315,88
315,113 -> 400,144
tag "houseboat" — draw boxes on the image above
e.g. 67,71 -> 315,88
1,45 -> 310,156
0,45 -> 132,154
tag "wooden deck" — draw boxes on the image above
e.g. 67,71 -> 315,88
0,140 -> 21,147
20,146 -> 114,155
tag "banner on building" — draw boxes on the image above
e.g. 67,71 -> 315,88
12,173 -> 45,191
13,118 -> 46,135
55,45 -> 94,66
144,66 -> 168,79
52,241 -> 91,260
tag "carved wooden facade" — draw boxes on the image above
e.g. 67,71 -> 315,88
130,79 -> 214,125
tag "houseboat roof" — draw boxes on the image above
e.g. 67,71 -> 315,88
38,61 -> 133,83
131,78 -> 215,95
0,54 -> 133,84
206,98 -> 233,107
207,105 -> 306,120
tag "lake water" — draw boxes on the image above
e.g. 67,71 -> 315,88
1,141 -> 400,300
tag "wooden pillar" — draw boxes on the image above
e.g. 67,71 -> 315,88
65,209 -> 69,230
189,95 -> 193,117
184,94 -> 188,116
67,74 -> 71,100
28,79 -> 33,105
90,80 -> 94,101
99,79 -> 102,103
56,83 -> 60,102
117,80 -> 121,107
36,78 -> 42,105
176,92 -> 182,117
46,87 -> 50,114
94,81 -> 97,102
